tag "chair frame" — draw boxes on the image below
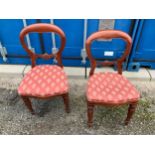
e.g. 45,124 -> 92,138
19,23 -> 70,114
86,30 -> 138,127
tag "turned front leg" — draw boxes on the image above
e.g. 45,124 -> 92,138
125,103 -> 137,125
87,102 -> 94,127
62,93 -> 70,113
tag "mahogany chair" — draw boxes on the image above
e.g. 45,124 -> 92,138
86,30 -> 140,127
18,23 -> 70,115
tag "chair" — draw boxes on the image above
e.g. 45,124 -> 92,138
86,30 -> 140,127
18,23 -> 70,115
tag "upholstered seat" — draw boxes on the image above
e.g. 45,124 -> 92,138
18,65 -> 68,97
87,72 -> 140,105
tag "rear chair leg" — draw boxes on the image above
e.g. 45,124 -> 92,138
62,93 -> 70,113
125,103 -> 137,125
87,103 -> 94,127
21,96 -> 35,115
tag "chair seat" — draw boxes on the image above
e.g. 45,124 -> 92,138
87,72 -> 140,105
18,65 -> 68,97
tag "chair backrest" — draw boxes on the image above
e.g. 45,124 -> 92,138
86,30 -> 132,76
20,23 -> 66,68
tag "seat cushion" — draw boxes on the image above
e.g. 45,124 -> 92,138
18,65 -> 68,97
87,72 -> 140,105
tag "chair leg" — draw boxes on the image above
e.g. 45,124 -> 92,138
125,103 -> 137,125
87,102 -> 94,127
21,96 -> 35,115
62,93 -> 70,113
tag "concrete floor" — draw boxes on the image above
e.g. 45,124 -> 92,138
0,64 -> 155,81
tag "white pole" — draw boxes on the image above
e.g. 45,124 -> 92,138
50,19 -> 56,49
83,19 -> 88,49
81,19 -> 88,64
50,19 -> 58,63
22,19 -> 32,50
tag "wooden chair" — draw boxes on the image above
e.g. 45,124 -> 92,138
18,23 -> 70,115
86,30 -> 140,127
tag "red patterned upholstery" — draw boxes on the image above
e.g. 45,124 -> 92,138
87,72 -> 140,105
18,65 -> 68,97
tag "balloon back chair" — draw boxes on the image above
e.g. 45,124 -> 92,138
86,30 -> 140,127
18,23 -> 70,115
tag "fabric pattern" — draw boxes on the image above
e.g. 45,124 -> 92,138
18,65 -> 68,97
87,72 -> 140,104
